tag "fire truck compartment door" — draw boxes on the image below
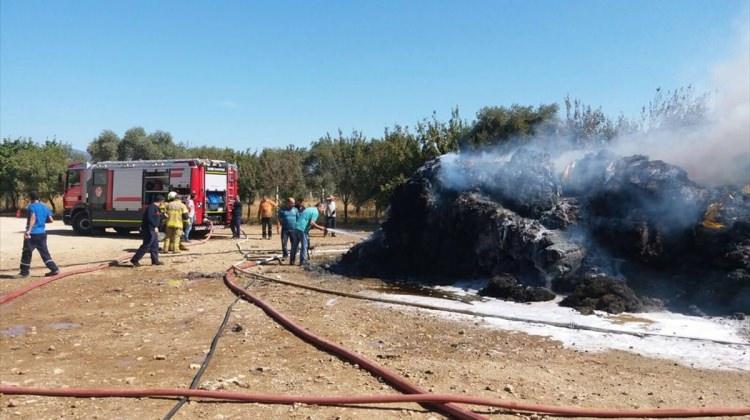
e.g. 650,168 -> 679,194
169,164 -> 191,188
112,169 -> 143,211
205,173 -> 227,191
89,169 -> 108,210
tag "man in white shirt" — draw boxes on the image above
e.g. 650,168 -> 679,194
324,195 -> 336,237
182,192 -> 196,242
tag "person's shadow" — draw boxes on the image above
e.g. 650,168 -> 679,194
45,228 -> 139,239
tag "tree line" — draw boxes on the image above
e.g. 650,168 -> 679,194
1,88 -> 705,221
0,139 -> 86,213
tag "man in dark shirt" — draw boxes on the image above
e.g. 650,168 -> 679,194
130,195 -> 165,267
230,197 -> 243,239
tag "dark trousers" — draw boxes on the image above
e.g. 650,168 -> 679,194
261,217 -> 272,238
20,233 -> 59,275
230,218 -> 242,238
280,228 -> 292,257
132,229 -> 160,264
290,229 -> 311,265
325,216 -> 336,236
288,230 -> 300,264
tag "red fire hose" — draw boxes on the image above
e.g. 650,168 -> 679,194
2,236 -> 749,418
1,385 -> 749,418
0,253 -> 132,305
0,222 -> 214,306
225,262 -> 485,420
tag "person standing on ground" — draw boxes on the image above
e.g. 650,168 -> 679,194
231,197 -> 243,238
277,197 -> 298,259
324,195 -> 337,237
163,191 -> 189,253
182,192 -> 196,242
131,195 -> 165,267
18,191 -> 59,278
257,196 -> 277,240
290,200 -> 326,266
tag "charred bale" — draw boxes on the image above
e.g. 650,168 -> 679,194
479,274 -> 555,302
560,275 -> 643,314
570,154 -> 709,264
437,147 -> 561,218
337,148 -> 750,316
338,155 -> 583,287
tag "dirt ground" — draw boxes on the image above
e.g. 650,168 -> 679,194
1,216 -> 748,419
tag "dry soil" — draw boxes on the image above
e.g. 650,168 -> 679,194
0,217 -> 748,419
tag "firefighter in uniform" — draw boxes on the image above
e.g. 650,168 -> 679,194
163,191 -> 189,253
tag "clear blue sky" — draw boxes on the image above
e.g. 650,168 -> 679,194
1,0 -> 747,151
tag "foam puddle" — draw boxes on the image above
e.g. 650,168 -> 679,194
367,283 -> 750,371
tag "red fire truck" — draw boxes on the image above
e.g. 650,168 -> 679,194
63,159 -> 239,236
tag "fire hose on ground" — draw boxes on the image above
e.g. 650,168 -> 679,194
2,385 -> 750,418
0,222 -> 214,306
1,234 -> 749,418
225,261 -> 485,420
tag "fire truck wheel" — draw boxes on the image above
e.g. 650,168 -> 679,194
72,212 -> 92,235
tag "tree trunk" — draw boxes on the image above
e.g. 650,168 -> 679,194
48,194 -> 57,214
343,198 -> 349,224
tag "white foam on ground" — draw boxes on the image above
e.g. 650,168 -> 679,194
366,283 -> 750,371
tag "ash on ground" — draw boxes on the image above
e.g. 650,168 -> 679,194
336,147 -> 750,316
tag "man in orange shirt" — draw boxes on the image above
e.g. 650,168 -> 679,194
257,196 -> 277,239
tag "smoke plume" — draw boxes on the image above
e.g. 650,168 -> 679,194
612,28 -> 750,186
440,27 -> 750,190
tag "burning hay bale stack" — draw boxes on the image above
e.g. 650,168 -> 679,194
337,146 -> 750,315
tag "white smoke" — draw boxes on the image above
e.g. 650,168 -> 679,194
612,29 -> 750,186
439,25 -> 750,191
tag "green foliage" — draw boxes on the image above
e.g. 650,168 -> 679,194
257,146 -> 307,201
235,151 -> 260,203
332,131 -> 368,221
305,134 -> 338,196
0,138 -> 77,211
460,104 -> 559,150
368,126 -> 423,211
415,107 -> 466,159
87,130 -> 119,162
7,89 -> 708,218
563,96 -> 617,145
639,86 -> 708,132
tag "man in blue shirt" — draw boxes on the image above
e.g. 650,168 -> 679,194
18,191 -> 59,278
277,197 -> 298,259
289,200 -> 326,266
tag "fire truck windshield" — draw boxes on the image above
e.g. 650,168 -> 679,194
66,170 -> 81,188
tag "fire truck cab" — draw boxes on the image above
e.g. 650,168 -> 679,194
63,159 -> 238,236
